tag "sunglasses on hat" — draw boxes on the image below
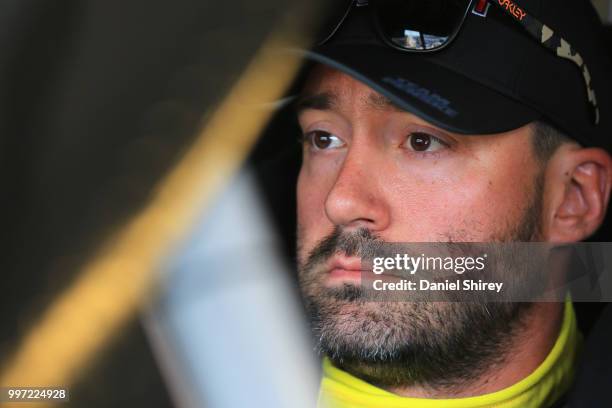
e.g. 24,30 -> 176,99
318,0 -> 599,125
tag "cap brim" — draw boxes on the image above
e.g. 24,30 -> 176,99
294,44 -> 540,135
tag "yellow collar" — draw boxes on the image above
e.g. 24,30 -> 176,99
319,300 -> 579,408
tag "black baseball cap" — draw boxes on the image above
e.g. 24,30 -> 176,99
291,0 -> 612,150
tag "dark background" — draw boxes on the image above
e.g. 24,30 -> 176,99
0,0 -> 294,406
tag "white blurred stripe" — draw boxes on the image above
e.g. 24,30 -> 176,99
142,168 -> 318,408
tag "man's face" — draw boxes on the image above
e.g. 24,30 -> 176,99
297,65 -> 541,251
295,65 -> 545,387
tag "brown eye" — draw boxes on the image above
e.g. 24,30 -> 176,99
403,132 -> 447,153
410,132 -> 432,151
306,131 -> 343,150
313,132 -> 332,149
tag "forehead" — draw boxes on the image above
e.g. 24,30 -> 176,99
299,64 -> 405,114
299,64 -> 537,140
298,64 -> 538,162
302,64 -> 364,93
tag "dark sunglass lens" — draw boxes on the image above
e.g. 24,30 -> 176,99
376,0 -> 472,50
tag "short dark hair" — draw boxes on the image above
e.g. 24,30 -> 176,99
531,121 -> 573,162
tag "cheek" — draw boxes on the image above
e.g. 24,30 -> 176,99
386,162 -> 534,241
296,165 -> 335,256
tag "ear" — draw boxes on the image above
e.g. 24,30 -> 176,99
542,145 -> 612,242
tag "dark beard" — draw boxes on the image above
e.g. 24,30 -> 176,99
297,179 -> 543,392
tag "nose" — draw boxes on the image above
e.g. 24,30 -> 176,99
324,148 -> 391,232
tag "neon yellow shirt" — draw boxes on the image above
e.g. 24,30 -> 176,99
319,300 -> 579,408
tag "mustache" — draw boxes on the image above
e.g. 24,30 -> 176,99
301,226 -> 384,273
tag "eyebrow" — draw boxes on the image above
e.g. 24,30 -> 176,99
295,92 -> 337,113
295,91 -> 404,114
365,92 -> 404,113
